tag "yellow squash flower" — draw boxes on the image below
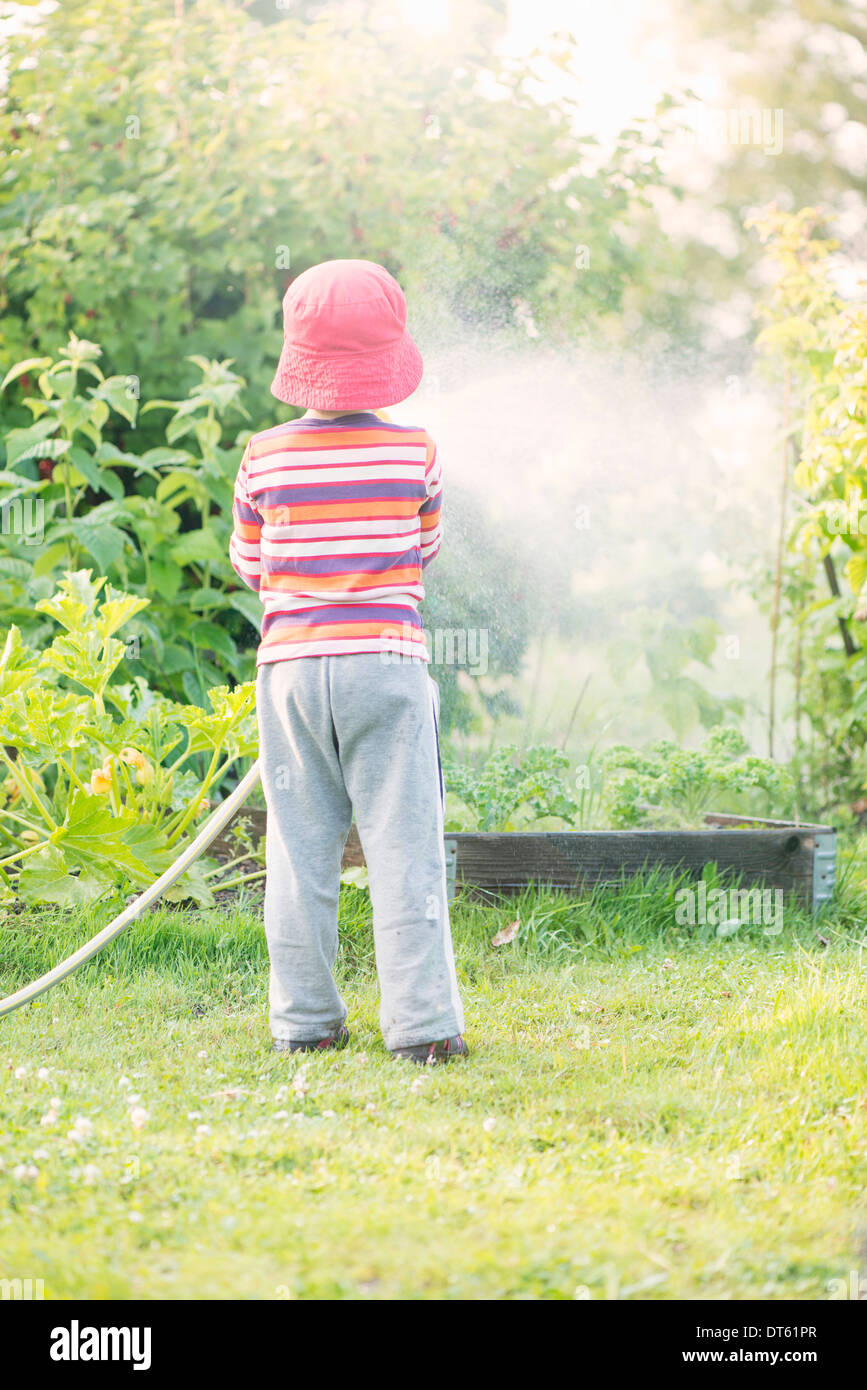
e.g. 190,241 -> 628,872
90,768 -> 112,795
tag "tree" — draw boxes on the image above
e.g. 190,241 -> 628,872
650,0 -> 867,346
747,204 -> 867,813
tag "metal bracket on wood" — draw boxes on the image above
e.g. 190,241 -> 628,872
444,837 -> 457,902
811,830 -> 837,913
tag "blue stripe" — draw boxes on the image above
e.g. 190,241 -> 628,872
265,549 -> 420,577
263,604 -> 423,630
257,481 -> 425,505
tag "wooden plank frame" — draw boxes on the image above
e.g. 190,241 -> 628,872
442,822 -> 835,912
216,808 -> 837,913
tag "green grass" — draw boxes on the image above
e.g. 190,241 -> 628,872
1,874 -> 866,1300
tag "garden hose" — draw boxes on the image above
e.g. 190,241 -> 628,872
1,411 -> 395,1022
0,761 -> 262,1020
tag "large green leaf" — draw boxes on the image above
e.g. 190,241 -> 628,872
0,624 -> 38,682
16,686 -> 91,761
0,469 -> 44,492
36,569 -> 105,627
95,442 -> 161,477
172,680 -> 257,755
50,789 -> 154,879
226,588 -> 263,631
123,822 -> 177,877
95,590 -> 150,638
190,620 -> 238,664
90,375 -> 139,426
4,419 -> 61,467
66,518 -> 129,572
67,445 -> 124,501
0,357 -> 52,393
18,845 -> 115,907
162,856 -> 216,908
33,541 -> 70,578
0,557 -> 33,581
169,528 -> 225,566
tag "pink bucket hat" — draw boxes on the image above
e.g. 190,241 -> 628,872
270,259 -> 424,410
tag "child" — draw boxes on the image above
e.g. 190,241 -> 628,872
229,259 -> 467,1065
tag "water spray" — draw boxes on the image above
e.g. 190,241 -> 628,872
0,762 -> 262,1020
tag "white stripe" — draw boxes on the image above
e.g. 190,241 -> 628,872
258,637 -> 429,660
261,534 -> 417,559
428,679 -> 465,1031
260,595 -> 421,614
230,536 -> 261,560
260,583 -> 425,604
250,444 -> 426,472
229,551 -> 261,578
273,519 -> 421,540
253,463 -> 426,490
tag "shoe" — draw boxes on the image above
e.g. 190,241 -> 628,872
273,1025 -> 350,1054
390,1035 -> 469,1066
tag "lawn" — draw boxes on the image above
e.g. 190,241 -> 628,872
1,876 -> 865,1300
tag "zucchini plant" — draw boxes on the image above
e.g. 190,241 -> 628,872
0,570 -> 259,910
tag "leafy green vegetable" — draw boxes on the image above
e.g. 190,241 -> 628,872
0,571 -> 258,908
442,745 -> 579,832
601,727 -> 793,829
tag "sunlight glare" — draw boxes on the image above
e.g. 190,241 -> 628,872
401,0 -> 450,36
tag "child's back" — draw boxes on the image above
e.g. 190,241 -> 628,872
230,410 -> 442,664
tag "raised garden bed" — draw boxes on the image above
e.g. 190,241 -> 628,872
217,809 -> 837,913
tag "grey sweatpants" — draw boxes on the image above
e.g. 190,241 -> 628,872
256,654 -> 465,1050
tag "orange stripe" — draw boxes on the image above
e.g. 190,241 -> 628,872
263,568 -> 421,592
268,500 -> 422,523
252,427 -> 427,459
262,621 -> 425,645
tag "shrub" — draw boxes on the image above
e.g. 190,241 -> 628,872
0,336 -> 257,705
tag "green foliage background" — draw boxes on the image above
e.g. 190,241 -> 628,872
3,0 -> 867,816
0,0 -> 683,734
0,0 -> 677,425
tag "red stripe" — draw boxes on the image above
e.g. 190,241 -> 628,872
257,495 -> 424,506
251,437 -> 427,460
263,548 -> 419,564
263,603 -> 417,618
251,457 -> 426,474
261,531 -> 419,545
256,505 -> 425,521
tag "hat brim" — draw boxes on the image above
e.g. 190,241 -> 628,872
270,331 -> 424,410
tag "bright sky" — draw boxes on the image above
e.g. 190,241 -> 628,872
500,0 -> 669,139
402,0 -> 673,142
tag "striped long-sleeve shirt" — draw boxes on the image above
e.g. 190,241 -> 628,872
229,410 -> 442,664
